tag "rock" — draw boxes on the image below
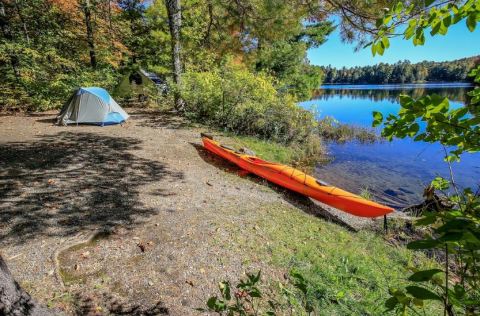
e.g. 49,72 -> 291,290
239,147 -> 256,156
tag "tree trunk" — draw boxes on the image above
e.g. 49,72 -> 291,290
13,0 -> 29,43
107,0 -> 113,48
165,0 -> 184,111
0,1 -> 21,82
82,0 -> 97,69
0,255 -> 55,315
203,0 -> 213,46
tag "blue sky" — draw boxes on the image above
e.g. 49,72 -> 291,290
307,21 -> 480,68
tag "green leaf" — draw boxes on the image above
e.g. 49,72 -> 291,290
408,269 -> 443,282
415,214 -> 437,226
405,26 -> 415,39
466,116 -> 480,125
407,239 -> 440,249
219,281 -> 231,300
430,20 -> 441,35
207,297 -> 226,311
438,21 -> 448,35
443,15 -> 452,27
248,287 -> 262,298
436,218 -> 472,233
453,284 -> 466,299
376,42 -> 385,55
385,296 -> 398,310
207,297 -> 217,309
431,176 -> 449,190
381,36 -> 390,49
445,154 -> 459,162
408,123 -> 420,136
373,111 -> 383,122
394,2 -> 404,14
439,232 -> 464,242
406,286 -> 441,300
467,13 -> 477,32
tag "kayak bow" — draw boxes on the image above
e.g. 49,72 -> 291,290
202,135 -> 394,218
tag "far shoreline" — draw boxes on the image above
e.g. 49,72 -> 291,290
320,82 -> 473,89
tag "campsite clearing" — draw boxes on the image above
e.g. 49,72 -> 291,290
0,109 -> 431,315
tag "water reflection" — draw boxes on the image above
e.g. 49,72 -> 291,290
313,84 -> 471,103
300,84 -> 479,209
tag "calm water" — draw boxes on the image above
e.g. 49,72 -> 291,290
300,83 -> 480,209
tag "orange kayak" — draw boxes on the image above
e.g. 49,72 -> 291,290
202,135 -> 394,218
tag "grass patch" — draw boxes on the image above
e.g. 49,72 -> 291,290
219,135 -> 328,169
214,204 -> 442,315
228,136 -> 297,164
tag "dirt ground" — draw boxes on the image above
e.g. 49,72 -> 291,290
0,109 -> 382,315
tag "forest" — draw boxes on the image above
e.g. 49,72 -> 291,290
322,56 -> 479,84
0,0 -> 338,113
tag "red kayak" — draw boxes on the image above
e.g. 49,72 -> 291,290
202,135 -> 394,218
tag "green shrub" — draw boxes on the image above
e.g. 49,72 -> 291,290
0,64 -> 121,112
178,62 -> 320,147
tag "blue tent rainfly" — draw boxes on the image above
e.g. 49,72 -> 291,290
57,87 -> 129,126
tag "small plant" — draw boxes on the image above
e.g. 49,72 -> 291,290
201,270 -> 321,315
200,271 -> 276,315
360,187 -> 374,200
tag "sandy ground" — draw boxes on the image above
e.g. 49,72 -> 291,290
0,109 -> 385,315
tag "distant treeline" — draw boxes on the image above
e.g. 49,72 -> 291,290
321,56 -> 479,84
312,86 -> 470,103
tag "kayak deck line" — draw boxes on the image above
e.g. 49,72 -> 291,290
201,135 -> 394,218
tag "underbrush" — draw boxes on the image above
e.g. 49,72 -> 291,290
177,61 -> 324,163
0,65 -> 120,112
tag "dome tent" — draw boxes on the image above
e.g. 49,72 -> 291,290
57,87 -> 129,126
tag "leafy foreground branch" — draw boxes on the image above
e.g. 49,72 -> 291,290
372,65 -> 480,315
382,179 -> 480,316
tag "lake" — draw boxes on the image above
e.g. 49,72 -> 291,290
300,83 -> 480,209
